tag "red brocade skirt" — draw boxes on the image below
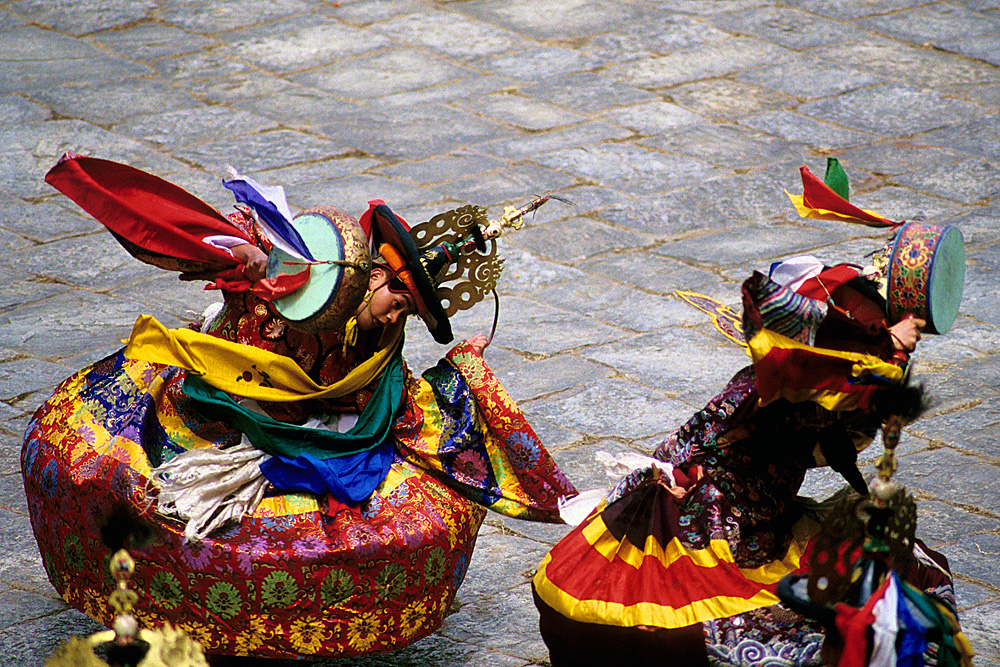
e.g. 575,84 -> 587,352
21,351 -> 488,659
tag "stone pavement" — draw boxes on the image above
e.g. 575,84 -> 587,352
1,0 -> 998,664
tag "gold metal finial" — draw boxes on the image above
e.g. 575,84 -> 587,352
408,196 -> 554,317
46,549 -> 209,667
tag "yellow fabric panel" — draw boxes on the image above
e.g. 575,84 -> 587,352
124,315 -> 403,402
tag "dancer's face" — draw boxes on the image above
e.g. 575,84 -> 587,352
355,266 -> 416,330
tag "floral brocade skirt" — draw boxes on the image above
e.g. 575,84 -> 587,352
21,350 -> 487,659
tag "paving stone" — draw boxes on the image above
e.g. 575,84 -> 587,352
549,440 -> 628,492
916,115 -> 1000,165
474,46 -> 607,82
859,4 -> 1000,46
453,0 -> 662,41
454,532 -> 550,602
960,601 -> 1000,666
189,71 -> 305,106
836,140 -> 969,177
643,123 -> 799,171
4,233 -> 160,293
534,144 -> 716,196
477,121 -> 632,162
0,587 -> 67,630
158,0 -> 316,33
0,290 -> 139,361
1,26 -> 153,95
583,14 -> 731,61
953,578 -> 1000,612
653,224 -> 845,270
916,500 -> 1000,548
518,72 -> 658,114
810,41 -> 1000,90
742,110 -> 880,149
371,11 -> 536,63
479,296 -> 628,357
0,226 -> 32,254
375,152 -> 508,186
295,48 -> 479,99
438,163 -> 579,208
506,216 -> 649,265
29,79 -> 203,128
256,156 -> 383,188
949,82 -> 1000,108
0,95 -> 50,125
893,158 -> 1000,205
937,33 -> 1000,67
944,355 -> 1000,402
494,246 -> 589,295
517,412 -> 581,452
7,0 -> 155,36
782,0 -> 926,19
149,49 -> 257,86
894,448 -> 1000,516
308,631 -> 530,667
549,185 -> 622,215
529,377 -> 690,440
541,275 -> 709,333
222,19 -> 392,74
116,106 -> 281,151
667,78 -> 799,123
578,328 -> 752,406
736,57 -> 886,99
0,357 -> 73,402
618,38 -> 794,88
291,173 -> 442,214
0,609 -> 106,667
648,0 -> 765,15
578,252 -> 722,295
599,101 -> 705,135
0,510 -> 55,591
453,92 -> 587,131
942,533 -> 1000,590
317,105 -> 518,162
940,206 -> 1000,248
0,120 -> 188,200
90,23 -> 218,61
492,354 -> 615,404
442,584 -> 549,662
856,185 -> 965,224
800,83 -> 989,139
711,6 -> 872,48
0,8 -> 28,28
595,168 -> 797,239
173,129 -> 353,174
373,75 -> 519,111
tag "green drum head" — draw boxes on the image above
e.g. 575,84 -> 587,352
269,212 -> 346,323
926,225 -> 965,334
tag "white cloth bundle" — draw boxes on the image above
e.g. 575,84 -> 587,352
151,438 -> 271,543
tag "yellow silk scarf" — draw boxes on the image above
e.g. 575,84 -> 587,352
123,314 -> 404,402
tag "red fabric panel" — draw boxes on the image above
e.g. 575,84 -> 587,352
45,156 -> 249,266
541,516 -> 781,615
795,264 -> 861,300
754,345 -> 879,409
800,166 -> 896,227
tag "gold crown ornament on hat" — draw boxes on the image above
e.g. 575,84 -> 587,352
411,196 -> 552,315
46,550 -> 208,667
370,195 -> 556,344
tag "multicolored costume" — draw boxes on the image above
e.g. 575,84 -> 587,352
22,157 -> 576,659
532,161 -> 971,667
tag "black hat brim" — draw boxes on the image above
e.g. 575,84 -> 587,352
370,204 -> 453,344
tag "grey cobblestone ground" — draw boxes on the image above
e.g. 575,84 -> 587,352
1,0 -> 998,664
